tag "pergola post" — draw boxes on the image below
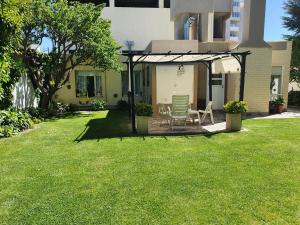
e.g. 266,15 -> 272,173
129,54 -> 137,134
239,54 -> 247,101
208,61 -> 213,102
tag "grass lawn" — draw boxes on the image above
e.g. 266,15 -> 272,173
0,111 -> 299,225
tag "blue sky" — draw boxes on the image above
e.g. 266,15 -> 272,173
265,0 -> 292,40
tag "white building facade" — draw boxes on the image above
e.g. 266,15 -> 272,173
225,0 -> 244,41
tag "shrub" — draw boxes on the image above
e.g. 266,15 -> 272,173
68,103 -> 78,112
26,107 -> 48,119
136,103 -> 153,117
224,101 -> 248,114
0,109 -> 34,137
91,99 -> 106,111
272,96 -> 285,105
117,100 -> 129,110
50,102 -> 70,114
288,91 -> 300,106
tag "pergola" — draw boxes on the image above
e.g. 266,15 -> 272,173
122,50 -> 251,133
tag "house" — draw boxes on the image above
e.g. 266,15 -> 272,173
55,0 -> 292,114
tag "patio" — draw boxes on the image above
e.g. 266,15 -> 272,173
149,110 -> 226,134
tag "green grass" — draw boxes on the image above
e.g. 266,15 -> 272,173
0,111 -> 299,225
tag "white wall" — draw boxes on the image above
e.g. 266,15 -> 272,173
12,74 -> 38,109
102,7 -> 174,51
156,65 -> 194,104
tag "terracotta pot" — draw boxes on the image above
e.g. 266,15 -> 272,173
226,113 -> 242,131
276,104 -> 284,114
136,116 -> 149,134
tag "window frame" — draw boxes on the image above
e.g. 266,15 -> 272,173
75,70 -> 103,98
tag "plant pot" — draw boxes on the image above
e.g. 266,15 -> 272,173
136,116 -> 149,134
275,104 -> 284,114
226,113 -> 242,131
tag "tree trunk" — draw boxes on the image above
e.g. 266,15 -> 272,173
39,93 -> 51,109
39,90 -> 56,109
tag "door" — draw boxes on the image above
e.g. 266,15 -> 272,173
208,74 -> 225,110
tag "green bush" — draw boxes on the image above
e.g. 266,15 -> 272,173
91,99 -> 106,111
117,100 -> 129,110
0,110 -> 34,137
136,103 -> 153,117
288,91 -> 300,106
224,101 -> 248,114
68,103 -> 78,112
26,107 -> 48,119
272,96 -> 285,105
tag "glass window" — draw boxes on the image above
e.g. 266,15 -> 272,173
121,71 -> 129,96
146,67 -> 150,87
270,66 -> 283,96
164,0 -> 170,8
75,71 -> 102,98
134,71 -> 141,95
115,0 -> 158,8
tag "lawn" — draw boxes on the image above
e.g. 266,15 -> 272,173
0,111 -> 299,225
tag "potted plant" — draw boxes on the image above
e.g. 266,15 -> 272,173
135,102 -> 153,134
224,101 -> 248,132
273,96 -> 285,114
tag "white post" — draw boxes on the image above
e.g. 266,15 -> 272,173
109,0 -> 114,7
159,0 -> 164,8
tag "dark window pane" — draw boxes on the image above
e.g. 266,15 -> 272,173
212,74 -> 223,79
164,0 -> 170,8
70,0 -> 109,7
212,80 -> 222,86
115,0 -> 159,8
121,71 -> 129,96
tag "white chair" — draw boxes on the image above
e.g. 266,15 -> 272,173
188,105 -> 201,125
198,101 -> 214,124
158,104 -> 171,125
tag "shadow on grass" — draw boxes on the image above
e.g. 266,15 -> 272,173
74,110 -> 133,142
74,110 -> 227,142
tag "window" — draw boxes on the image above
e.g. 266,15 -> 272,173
164,0 -> 170,8
115,0 -> 158,8
270,66 -> 283,96
121,71 -> 129,96
233,0 -> 240,7
70,0 -> 110,7
232,12 -> 240,18
134,71 -> 141,95
75,71 -> 102,97
146,66 -> 150,87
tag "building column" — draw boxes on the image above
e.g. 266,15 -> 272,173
159,0 -> 164,8
109,0 -> 114,7
201,12 -> 214,42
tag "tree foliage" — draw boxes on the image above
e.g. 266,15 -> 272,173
283,0 -> 300,83
283,0 -> 300,36
22,0 -> 121,108
0,0 -> 30,108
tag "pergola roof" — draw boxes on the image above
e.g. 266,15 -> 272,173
122,50 -> 251,134
123,51 -> 251,64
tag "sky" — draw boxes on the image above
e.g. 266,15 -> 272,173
264,0 -> 293,40
40,0 -> 293,52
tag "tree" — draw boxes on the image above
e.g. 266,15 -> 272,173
283,0 -> 300,83
0,0 -> 30,108
22,0 -> 120,108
